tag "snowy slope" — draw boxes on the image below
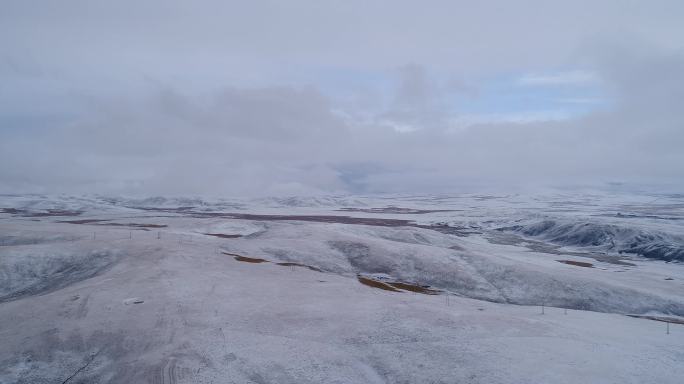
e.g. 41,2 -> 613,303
1,192 -> 683,383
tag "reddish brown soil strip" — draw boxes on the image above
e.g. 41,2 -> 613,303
35,209 -> 83,217
5,208 -> 83,217
275,262 -> 323,272
101,223 -> 167,228
224,214 -> 478,236
627,315 -> 684,325
121,207 -> 480,236
58,219 -> 166,228
220,252 -> 322,270
557,260 -> 594,268
59,219 -> 111,224
387,282 -> 440,295
233,255 -> 268,263
130,206 -> 198,213
222,252 -> 268,263
205,233 -> 243,239
357,276 -> 401,292
229,213 -> 416,227
337,207 -> 457,214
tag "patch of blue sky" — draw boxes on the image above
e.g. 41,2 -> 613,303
446,72 -> 610,120
289,66 -> 611,122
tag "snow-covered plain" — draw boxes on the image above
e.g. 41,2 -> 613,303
0,193 -> 683,383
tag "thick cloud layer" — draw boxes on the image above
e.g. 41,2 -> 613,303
1,1 -> 683,195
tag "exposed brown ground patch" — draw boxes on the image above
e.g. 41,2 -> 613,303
4,208 -> 83,217
275,262 -> 322,272
356,276 -> 439,295
59,219 -> 110,224
357,276 -> 401,292
101,223 -> 167,229
233,255 -> 268,263
205,233 -> 243,239
229,213 -> 416,227
32,209 -> 83,217
222,252 -> 268,263
557,260 -> 594,268
223,214 -> 478,236
220,252 -> 323,271
58,219 -> 166,229
337,207 -> 456,214
387,282 -> 440,295
121,207 -> 479,236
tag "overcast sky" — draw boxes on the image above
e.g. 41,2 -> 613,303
1,1 -> 683,196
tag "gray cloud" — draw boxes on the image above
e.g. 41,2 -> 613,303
1,1 -> 683,195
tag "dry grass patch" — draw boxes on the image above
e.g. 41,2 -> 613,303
276,262 -> 323,272
557,260 -> 594,268
59,219 -> 110,224
205,233 -> 242,239
222,252 -> 268,263
233,255 -> 268,263
357,276 -> 401,292
102,223 -> 167,229
357,276 -> 441,294
59,220 -> 167,229
387,282 -> 439,295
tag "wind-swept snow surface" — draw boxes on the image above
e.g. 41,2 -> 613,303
1,193 -> 683,383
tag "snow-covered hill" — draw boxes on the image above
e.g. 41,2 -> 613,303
1,192 -> 683,383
